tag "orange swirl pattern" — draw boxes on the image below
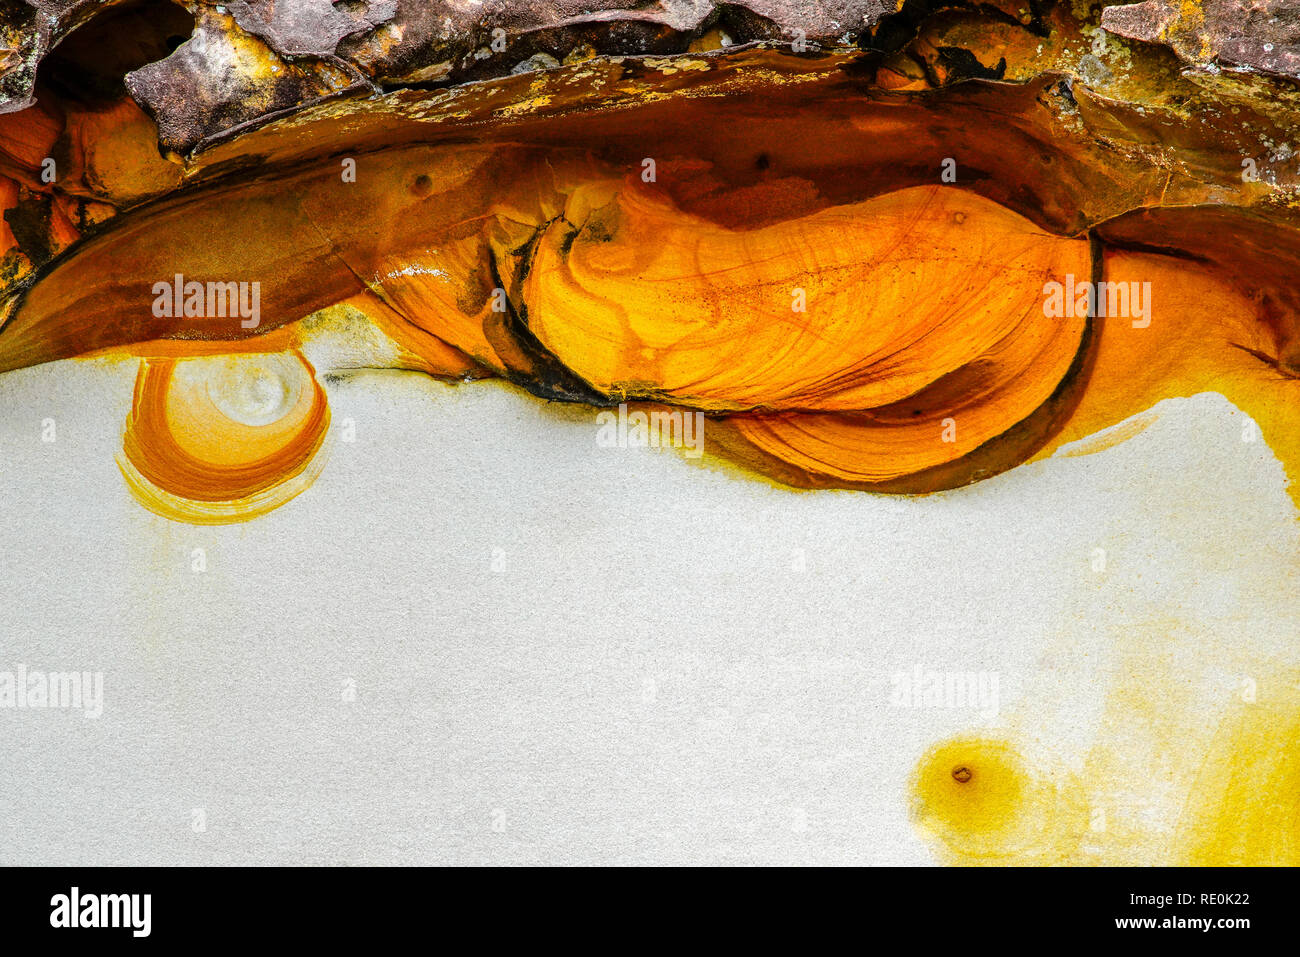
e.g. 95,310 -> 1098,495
118,351 -> 330,524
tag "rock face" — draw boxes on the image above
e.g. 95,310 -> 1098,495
4,0 -> 1300,500
1102,0 -> 1300,77
6,1 -> 1300,152
3,0 -> 902,140
0,0 -> 107,114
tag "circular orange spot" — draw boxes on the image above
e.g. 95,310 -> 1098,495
119,350 -> 330,523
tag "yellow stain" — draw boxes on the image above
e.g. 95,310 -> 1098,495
910,738 -> 1087,865
1178,697 -> 1300,866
